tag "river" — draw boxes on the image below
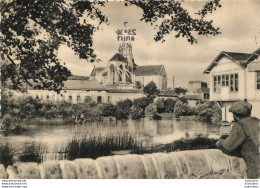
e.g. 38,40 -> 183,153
0,119 -> 220,162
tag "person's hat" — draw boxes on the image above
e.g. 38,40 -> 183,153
229,101 -> 252,116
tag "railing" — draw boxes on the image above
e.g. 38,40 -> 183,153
0,149 -> 247,179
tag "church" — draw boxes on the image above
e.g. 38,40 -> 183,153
26,44 -> 168,104
90,43 -> 167,91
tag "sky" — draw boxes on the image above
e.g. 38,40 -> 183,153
58,0 -> 260,89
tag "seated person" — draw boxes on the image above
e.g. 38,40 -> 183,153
216,101 -> 259,179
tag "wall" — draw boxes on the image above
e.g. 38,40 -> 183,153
210,57 -> 245,102
0,149 -> 248,179
27,90 -> 145,104
136,75 -> 166,91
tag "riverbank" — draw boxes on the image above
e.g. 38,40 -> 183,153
0,135 -> 218,168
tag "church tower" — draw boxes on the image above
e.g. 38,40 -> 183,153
119,43 -> 136,72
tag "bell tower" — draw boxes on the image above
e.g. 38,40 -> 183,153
119,43 -> 135,72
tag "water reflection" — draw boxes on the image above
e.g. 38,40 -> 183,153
1,119 -> 220,161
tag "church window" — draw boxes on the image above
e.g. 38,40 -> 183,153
46,95 -> 49,100
69,96 -> 72,102
107,96 -> 111,102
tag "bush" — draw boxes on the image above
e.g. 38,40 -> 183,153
0,143 -> 14,168
164,98 -> 176,113
116,99 -> 133,120
145,103 -> 161,120
100,103 -> 117,117
174,101 -> 194,117
133,97 -> 149,115
195,101 -> 222,125
130,106 -> 143,120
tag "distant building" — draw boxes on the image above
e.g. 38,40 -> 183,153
187,81 -> 210,100
204,48 -> 260,121
26,44 -> 167,104
90,43 -> 167,91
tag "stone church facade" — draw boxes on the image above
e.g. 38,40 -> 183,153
90,43 -> 167,91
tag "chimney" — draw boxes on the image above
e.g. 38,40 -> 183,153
172,76 -> 175,90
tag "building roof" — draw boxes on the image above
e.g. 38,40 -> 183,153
134,65 -> 164,76
158,90 -> 178,97
63,80 -> 105,90
247,61 -> 260,72
90,67 -> 106,77
109,53 -> 127,62
204,51 -> 253,74
188,80 -> 207,84
67,75 -> 90,80
184,94 -> 201,100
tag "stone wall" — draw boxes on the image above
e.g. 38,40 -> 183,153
0,149 -> 247,179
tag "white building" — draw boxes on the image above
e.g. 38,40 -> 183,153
204,48 -> 260,121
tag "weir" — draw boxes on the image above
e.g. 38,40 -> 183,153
0,149 -> 247,179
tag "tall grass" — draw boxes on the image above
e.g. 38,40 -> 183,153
62,132 -> 218,161
18,141 -> 48,163
134,136 -> 218,154
63,132 -> 145,160
0,143 -> 14,168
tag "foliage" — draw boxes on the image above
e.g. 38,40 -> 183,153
163,98 -> 176,113
1,0 -> 221,92
143,81 -> 160,102
1,0 -> 107,92
100,103 -> 117,117
145,103 -> 161,120
128,0 -> 221,44
174,100 -> 194,117
115,99 -> 133,120
0,143 -> 14,168
195,101 -> 222,124
177,96 -> 188,104
130,106 -> 143,120
174,87 -> 188,95
19,142 -> 47,163
133,97 -> 150,115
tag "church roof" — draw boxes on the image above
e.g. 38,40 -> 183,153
135,65 -> 164,76
90,67 -> 106,77
109,53 -> 127,62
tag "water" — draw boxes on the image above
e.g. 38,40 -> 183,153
0,119 -> 220,162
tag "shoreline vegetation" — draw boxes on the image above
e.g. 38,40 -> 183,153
1,86 -> 221,135
0,134 -> 218,168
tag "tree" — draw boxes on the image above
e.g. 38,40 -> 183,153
164,98 -> 176,113
1,0 -> 221,92
174,100 -> 194,117
145,103 -> 161,120
143,81 -> 160,102
174,87 -> 188,95
133,97 -> 149,115
116,99 -> 133,119
1,0 -> 107,92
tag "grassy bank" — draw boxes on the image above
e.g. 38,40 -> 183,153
62,134 -> 218,160
0,134 -> 218,167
